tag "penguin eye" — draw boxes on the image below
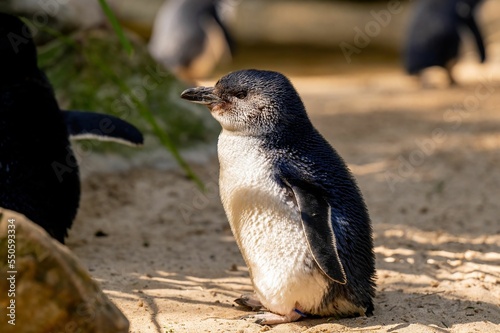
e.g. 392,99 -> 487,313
234,91 -> 247,99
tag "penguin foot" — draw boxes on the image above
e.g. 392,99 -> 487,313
241,310 -> 303,325
234,294 -> 263,311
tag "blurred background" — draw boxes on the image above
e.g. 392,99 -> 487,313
4,0 -> 499,74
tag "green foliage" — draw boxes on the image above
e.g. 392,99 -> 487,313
30,0 -> 214,187
37,29 -> 218,187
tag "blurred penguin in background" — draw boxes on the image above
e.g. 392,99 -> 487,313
148,0 -> 235,83
403,0 -> 486,86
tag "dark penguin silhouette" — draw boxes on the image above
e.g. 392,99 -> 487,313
148,0 -> 234,82
181,70 -> 375,324
404,0 -> 486,84
0,13 -> 144,243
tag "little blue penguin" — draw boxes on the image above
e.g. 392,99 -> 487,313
148,0 -> 234,83
181,69 -> 376,324
403,0 -> 486,85
0,13 -> 144,243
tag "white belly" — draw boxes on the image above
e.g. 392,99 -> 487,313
217,131 -> 329,315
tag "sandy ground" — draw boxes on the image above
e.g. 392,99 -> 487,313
67,64 -> 500,333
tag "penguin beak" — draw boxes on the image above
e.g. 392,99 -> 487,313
180,86 -> 221,105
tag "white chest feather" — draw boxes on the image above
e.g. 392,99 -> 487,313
217,131 -> 329,315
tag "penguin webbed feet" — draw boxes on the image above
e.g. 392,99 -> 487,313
234,293 -> 263,311
240,310 -> 303,325
235,294 -> 305,325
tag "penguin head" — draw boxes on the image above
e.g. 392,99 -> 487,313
0,13 -> 38,77
181,69 -> 309,136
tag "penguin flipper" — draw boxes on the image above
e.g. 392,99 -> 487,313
62,110 -> 144,146
283,178 -> 347,284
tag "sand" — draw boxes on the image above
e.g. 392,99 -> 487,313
67,65 -> 500,333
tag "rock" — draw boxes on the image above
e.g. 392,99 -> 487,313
0,208 -> 129,333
